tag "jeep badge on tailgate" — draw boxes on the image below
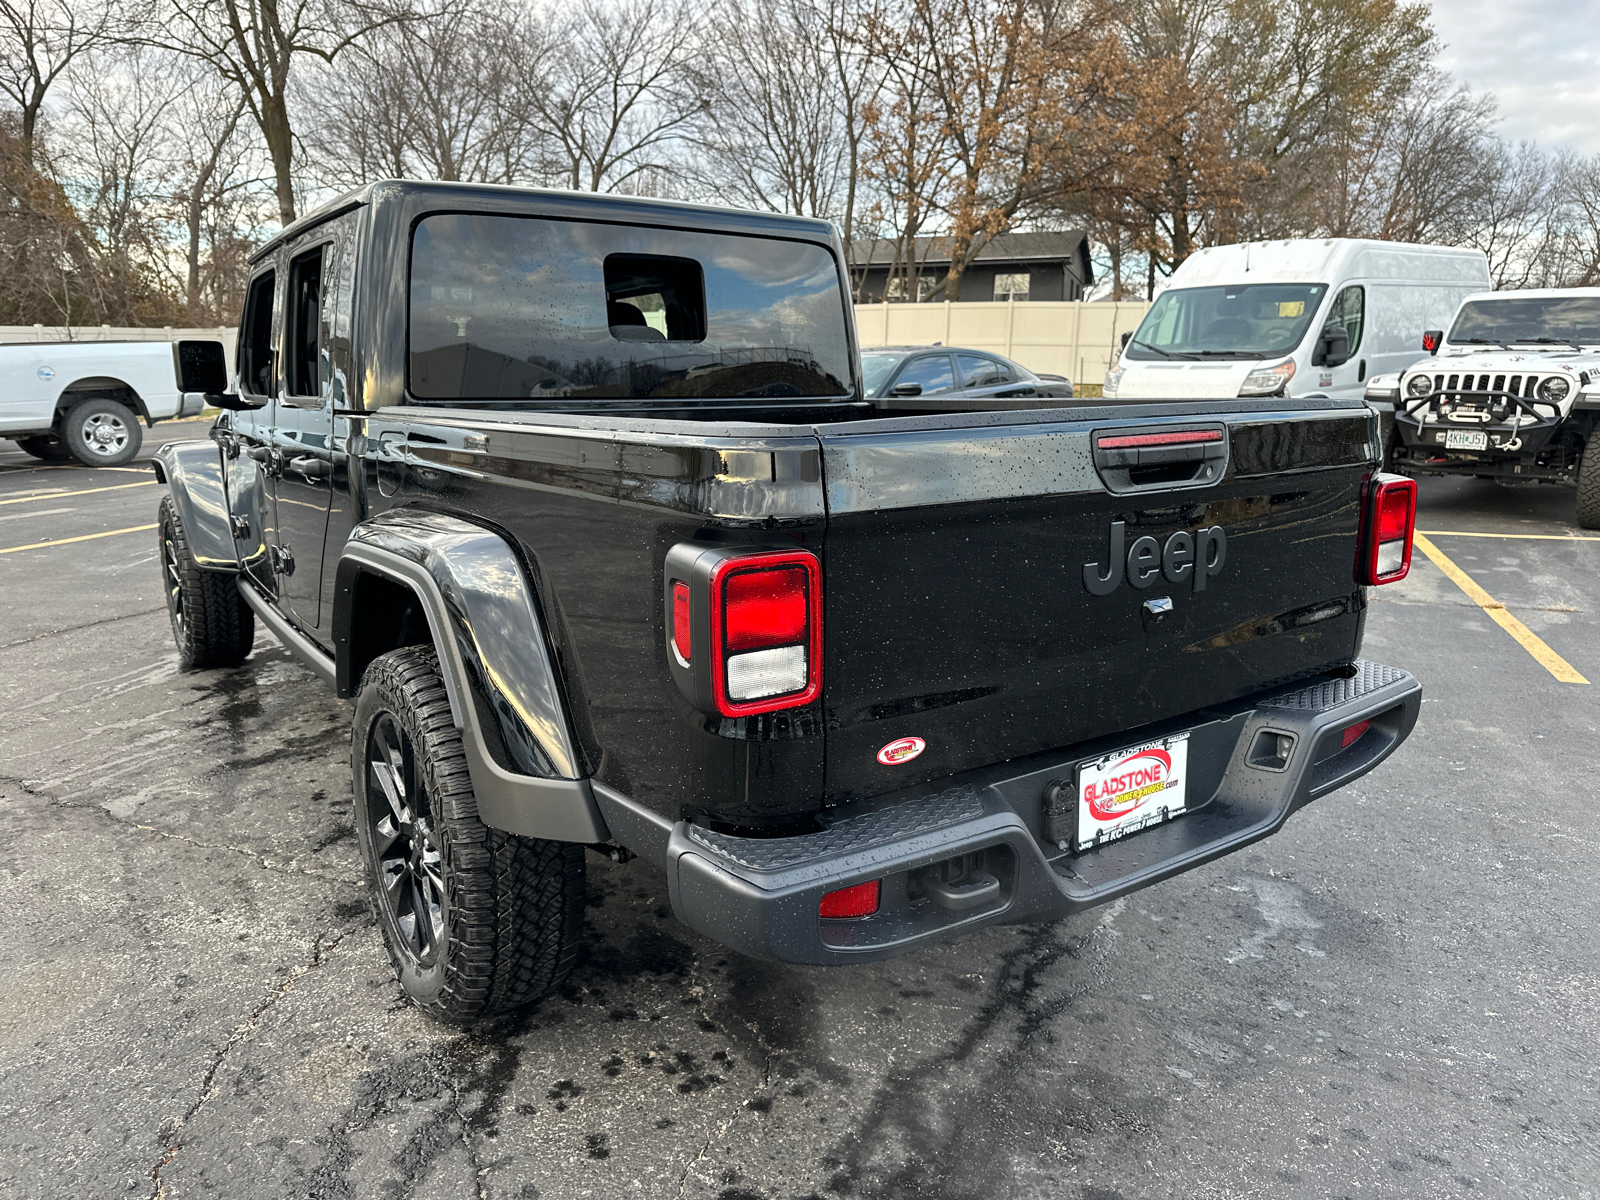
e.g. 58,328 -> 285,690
1083,520 -> 1227,595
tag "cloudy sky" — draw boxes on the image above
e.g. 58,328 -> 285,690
1429,0 -> 1600,153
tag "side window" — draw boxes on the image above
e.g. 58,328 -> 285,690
285,245 -> 324,398
1327,285 -> 1365,354
239,270 -> 277,398
993,272 -> 1030,301
327,218 -> 358,406
894,354 -> 956,395
958,354 -> 1014,388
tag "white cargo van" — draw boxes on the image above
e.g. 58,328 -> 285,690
1103,239 -> 1491,404
0,340 -> 219,467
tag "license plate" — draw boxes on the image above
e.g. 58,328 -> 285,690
1445,430 -> 1488,450
1076,734 -> 1189,851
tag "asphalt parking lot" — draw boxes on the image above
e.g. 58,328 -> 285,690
2,426 -> 1598,1200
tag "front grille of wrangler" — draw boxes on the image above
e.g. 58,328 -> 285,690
1425,372 -> 1544,399
1410,371 -> 1564,424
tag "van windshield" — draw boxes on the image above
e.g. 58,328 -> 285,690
409,213 -> 853,404
1125,283 -> 1326,360
1448,296 -> 1600,347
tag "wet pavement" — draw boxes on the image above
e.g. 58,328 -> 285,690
2,429 -> 1598,1200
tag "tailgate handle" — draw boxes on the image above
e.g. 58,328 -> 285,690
1093,426 -> 1227,493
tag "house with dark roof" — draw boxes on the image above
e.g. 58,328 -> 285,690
848,231 -> 1094,303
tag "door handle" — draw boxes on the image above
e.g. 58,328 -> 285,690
287,455 -> 330,480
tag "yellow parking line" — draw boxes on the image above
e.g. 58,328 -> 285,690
0,523 -> 157,556
1419,529 -> 1600,542
1412,533 -> 1589,684
0,480 -> 157,506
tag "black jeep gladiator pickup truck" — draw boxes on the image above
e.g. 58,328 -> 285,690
155,181 -> 1422,1022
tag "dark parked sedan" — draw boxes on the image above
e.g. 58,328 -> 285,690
861,346 -> 1073,404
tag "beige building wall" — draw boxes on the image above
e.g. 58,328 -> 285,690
854,300 -> 1150,388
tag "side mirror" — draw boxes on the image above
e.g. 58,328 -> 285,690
1119,331 -> 1132,350
1314,324 -> 1350,368
173,339 -> 228,393
890,381 -> 923,397
1422,330 -> 1442,355
173,338 -> 265,411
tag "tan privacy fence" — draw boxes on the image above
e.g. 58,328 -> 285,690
854,300 -> 1150,387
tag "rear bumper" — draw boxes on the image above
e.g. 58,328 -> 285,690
603,660 -> 1420,965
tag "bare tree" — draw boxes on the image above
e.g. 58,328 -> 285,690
0,0 -> 118,164
154,0 -> 416,226
302,0 -> 552,188
529,0 -> 707,194
168,72 -> 260,319
692,0 -> 850,218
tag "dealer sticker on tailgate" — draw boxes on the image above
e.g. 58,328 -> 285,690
1075,734 -> 1189,851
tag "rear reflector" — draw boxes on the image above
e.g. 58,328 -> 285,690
1340,719 -> 1371,749
1096,430 -> 1224,450
671,580 -> 691,665
1357,473 -> 1417,585
819,879 -> 880,919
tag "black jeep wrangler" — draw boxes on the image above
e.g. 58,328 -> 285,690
156,181 -> 1422,1022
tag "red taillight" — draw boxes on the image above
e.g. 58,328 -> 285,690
1357,474 -> 1417,585
671,580 -> 691,664
819,879 -> 880,919
1340,719 -> 1371,749
724,568 -> 808,651
708,551 -> 822,716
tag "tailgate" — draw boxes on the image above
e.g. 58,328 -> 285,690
818,403 -> 1377,803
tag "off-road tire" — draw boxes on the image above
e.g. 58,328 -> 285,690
352,646 -> 586,1023
15,435 -> 73,462
1578,439 -> 1600,530
62,396 -> 142,467
159,495 -> 255,669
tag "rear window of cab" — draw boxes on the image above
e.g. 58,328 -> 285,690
408,213 -> 854,404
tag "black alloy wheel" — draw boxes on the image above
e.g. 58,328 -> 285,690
352,646 -> 586,1023
364,712 -> 447,966
162,523 -> 185,640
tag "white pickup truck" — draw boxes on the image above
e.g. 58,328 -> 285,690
0,340 -> 220,466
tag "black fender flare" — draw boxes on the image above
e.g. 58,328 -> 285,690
152,440 -> 237,571
333,509 -> 608,844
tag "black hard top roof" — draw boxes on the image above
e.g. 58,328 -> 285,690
252,179 -> 840,265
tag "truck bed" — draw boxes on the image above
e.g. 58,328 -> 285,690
360,395 -> 1378,829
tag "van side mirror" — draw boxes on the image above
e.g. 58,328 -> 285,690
1422,330 -> 1442,355
1314,324 -> 1350,368
1120,331 -> 1132,350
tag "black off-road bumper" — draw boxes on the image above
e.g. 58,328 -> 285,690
595,661 -> 1420,965
1393,408 -> 1567,478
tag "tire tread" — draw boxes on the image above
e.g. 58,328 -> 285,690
357,646 -> 585,1022
160,495 -> 254,669
1577,440 -> 1600,530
